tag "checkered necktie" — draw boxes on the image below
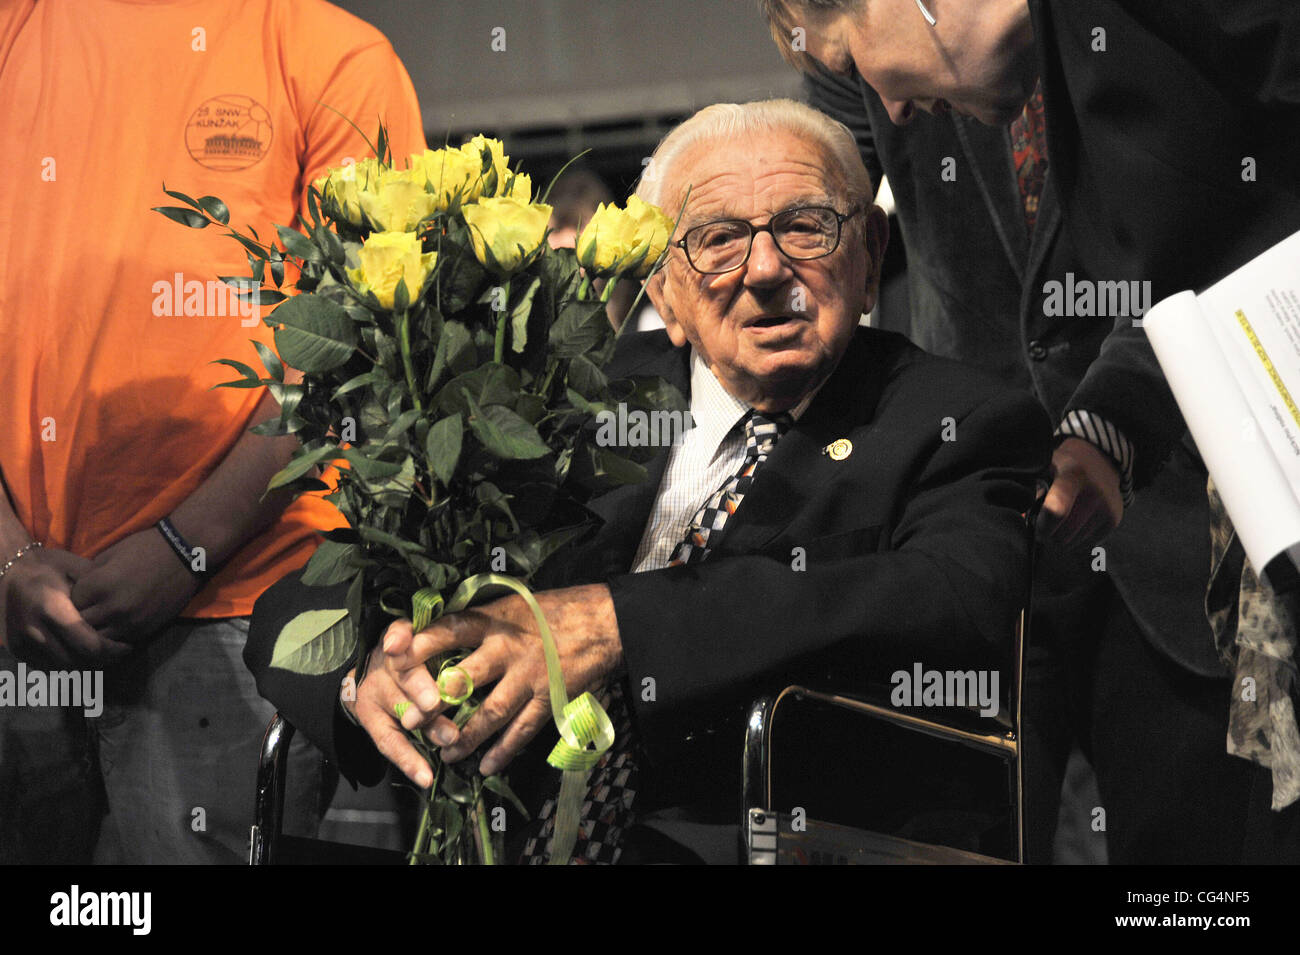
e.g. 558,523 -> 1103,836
518,680 -> 639,864
670,409 -> 794,565
516,411 -> 792,863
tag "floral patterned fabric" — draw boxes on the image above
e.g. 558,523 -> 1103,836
1207,479 -> 1300,809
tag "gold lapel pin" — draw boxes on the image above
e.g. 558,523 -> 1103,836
824,438 -> 853,461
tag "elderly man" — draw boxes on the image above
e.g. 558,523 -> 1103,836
246,98 -> 1051,864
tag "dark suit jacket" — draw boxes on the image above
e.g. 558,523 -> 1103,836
804,0 -> 1300,675
245,326 -> 1051,853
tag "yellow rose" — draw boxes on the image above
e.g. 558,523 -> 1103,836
459,135 -> 510,198
358,168 -> 438,232
408,147 -> 478,210
625,195 -> 675,278
575,202 -> 643,276
313,158 -> 381,226
503,171 -> 532,203
347,230 -> 438,309
462,197 -> 552,275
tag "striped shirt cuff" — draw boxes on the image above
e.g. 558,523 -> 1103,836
1055,409 -> 1135,508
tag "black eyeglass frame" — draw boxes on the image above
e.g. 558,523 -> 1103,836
673,205 -> 862,275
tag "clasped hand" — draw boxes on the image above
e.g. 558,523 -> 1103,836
1,529 -> 201,665
346,583 -> 622,787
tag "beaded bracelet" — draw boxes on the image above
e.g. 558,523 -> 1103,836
0,541 -> 43,579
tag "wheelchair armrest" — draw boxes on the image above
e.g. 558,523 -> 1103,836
743,684 -> 1018,816
250,713 -> 295,865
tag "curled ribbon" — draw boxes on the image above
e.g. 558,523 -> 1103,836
408,573 -> 614,865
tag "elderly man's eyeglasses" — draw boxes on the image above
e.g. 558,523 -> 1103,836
675,206 -> 861,274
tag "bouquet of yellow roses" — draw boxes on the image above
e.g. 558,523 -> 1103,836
156,126 -> 679,864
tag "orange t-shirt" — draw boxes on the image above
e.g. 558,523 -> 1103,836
0,0 -> 426,616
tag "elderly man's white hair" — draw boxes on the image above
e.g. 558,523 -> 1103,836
635,98 -> 874,215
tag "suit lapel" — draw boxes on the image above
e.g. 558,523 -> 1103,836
709,330 -> 889,556
951,115 -> 1030,282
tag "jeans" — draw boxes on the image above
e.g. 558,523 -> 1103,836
0,617 -> 330,864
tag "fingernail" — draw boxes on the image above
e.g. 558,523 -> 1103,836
434,725 -> 457,747
417,689 -> 439,710
479,756 -> 498,776
416,767 -> 432,788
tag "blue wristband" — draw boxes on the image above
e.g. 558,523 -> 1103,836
156,517 -> 208,580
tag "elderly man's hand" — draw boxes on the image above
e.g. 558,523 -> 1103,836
351,583 -> 622,786
1037,437 -> 1124,547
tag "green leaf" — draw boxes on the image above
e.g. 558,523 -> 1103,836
466,395 -> 550,460
439,764 -> 475,805
483,775 -> 531,820
306,185 -> 322,229
548,298 -> 610,358
162,185 -> 203,210
312,222 -> 346,266
358,525 -> 426,555
566,354 -> 608,398
276,223 -> 322,262
588,446 -> 647,485
196,195 -> 230,225
427,320 -> 474,391
266,381 -> 303,418
227,230 -> 269,260
514,393 -> 548,424
341,447 -> 406,481
271,294 -> 356,372
480,363 -> 522,407
622,374 -> 689,414
268,608 -> 355,675
249,414 -> 305,436
251,340 -> 284,382
237,287 -> 287,309
267,444 -> 339,490
509,276 -> 541,354
435,363 -> 519,417
333,369 -> 384,399
369,456 -> 417,507
384,408 -> 423,442
426,413 -> 463,485
504,524 -> 587,576
345,570 -> 365,628
152,205 -> 210,229
210,357 -> 261,382
301,540 -> 360,586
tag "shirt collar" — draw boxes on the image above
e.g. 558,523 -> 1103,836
687,350 -> 819,457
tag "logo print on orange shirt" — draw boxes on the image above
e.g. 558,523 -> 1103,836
185,95 -> 272,171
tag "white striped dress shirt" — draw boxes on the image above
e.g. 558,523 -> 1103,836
630,351 -> 811,572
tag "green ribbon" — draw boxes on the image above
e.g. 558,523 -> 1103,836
409,574 -> 614,865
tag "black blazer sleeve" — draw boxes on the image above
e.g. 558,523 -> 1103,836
610,382 -> 1051,767
243,573 -> 387,786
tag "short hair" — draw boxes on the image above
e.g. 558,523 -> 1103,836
545,166 -> 613,232
634,99 -> 874,221
757,0 -> 862,73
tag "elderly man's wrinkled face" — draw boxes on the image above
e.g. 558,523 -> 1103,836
803,0 -> 1037,126
649,129 -> 886,413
